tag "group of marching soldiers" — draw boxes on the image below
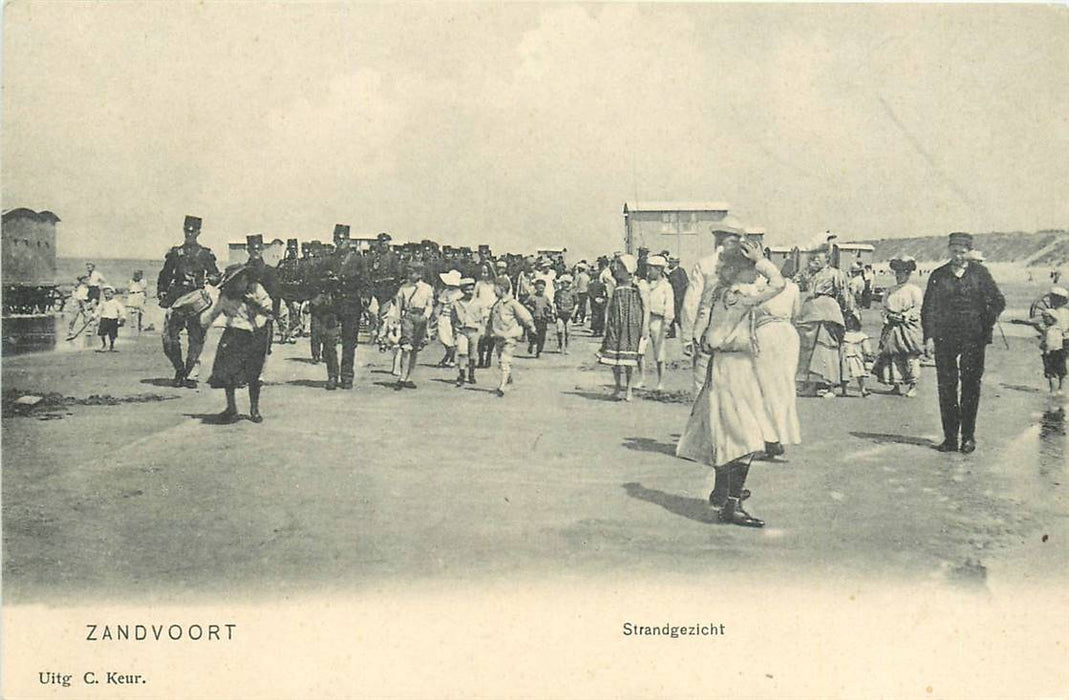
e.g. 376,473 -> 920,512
156,215 -> 567,391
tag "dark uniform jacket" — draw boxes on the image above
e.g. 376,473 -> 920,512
157,242 -> 219,307
921,261 -> 1005,345
327,248 -> 368,315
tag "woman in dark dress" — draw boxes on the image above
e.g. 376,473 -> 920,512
596,254 -> 649,401
202,265 -> 275,423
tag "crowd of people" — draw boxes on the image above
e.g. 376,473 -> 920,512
65,216 -> 1067,529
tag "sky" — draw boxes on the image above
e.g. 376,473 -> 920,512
3,2 -> 1067,261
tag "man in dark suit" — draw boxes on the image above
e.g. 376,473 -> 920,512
921,232 -> 1005,454
666,256 -> 688,339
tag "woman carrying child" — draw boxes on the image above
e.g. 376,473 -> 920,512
203,265 -> 275,424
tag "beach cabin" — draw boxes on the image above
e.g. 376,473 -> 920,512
228,238 -> 287,266
624,201 -> 747,271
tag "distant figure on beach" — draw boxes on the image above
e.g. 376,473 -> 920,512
94,286 -> 124,352
85,262 -> 106,306
66,275 -> 92,337
126,270 -> 148,332
1028,286 -> 1069,394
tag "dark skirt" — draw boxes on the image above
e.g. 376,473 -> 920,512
597,286 -> 644,366
208,326 -> 270,389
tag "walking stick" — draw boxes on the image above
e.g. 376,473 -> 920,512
997,321 -> 1010,349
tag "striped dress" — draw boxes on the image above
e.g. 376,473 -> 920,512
597,285 -> 644,366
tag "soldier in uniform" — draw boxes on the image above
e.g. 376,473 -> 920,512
304,242 -> 326,364
922,232 -> 1005,454
242,234 -> 282,344
157,215 -> 220,388
276,238 -> 303,343
368,232 -> 401,309
324,224 -> 368,390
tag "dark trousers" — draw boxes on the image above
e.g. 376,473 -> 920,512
478,335 -> 495,367
162,311 -> 206,377
934,338 -> 987,442
589,300 -> 606,335
575,293 -> 588,323
323,310 -> 361,383
528,320 -> 548,355
309,314 -> 323,361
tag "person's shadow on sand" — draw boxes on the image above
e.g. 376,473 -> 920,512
183,412 -> 246,425
850,431 -> 934,447
140,377 -> 177,388
621,436 -> 678,456
622,482 -> 717,524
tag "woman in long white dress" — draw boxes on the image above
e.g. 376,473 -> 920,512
676,242 -> 785,528
753,273 -> 802,456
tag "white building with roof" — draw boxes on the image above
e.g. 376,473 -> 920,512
623,201 -> 761,271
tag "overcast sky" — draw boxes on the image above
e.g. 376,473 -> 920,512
3,2 -> 1067,260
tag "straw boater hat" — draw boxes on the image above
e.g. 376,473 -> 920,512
647,255 -> 667,268
439,270 -> 463,287
459,277 -> 476,288
618,254 -> 638,274
559,274 -> 573,284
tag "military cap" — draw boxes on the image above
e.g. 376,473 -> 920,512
377,232 -> 392,242
301,242 -> 311,253
333,224 -> 351,241
246,234 -> 264,251
183,215 -> 202,233
287,238 -> 299,251
948,232 -> 973,248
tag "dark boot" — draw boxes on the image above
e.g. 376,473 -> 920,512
456,371 -> 466,388
708,467 -> 729,509
468,365 -> 476,384
934,438 -> 958,452
325,376 -> 338,391
718,462 -> 764,527
764,441 -> 784,458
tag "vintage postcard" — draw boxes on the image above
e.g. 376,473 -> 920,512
2,2 -> 1067,698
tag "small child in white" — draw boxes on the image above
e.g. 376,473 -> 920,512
841,314 -> 872,397
95,287 -> 125,352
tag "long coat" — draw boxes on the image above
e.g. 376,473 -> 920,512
921,261 -> 1005,345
